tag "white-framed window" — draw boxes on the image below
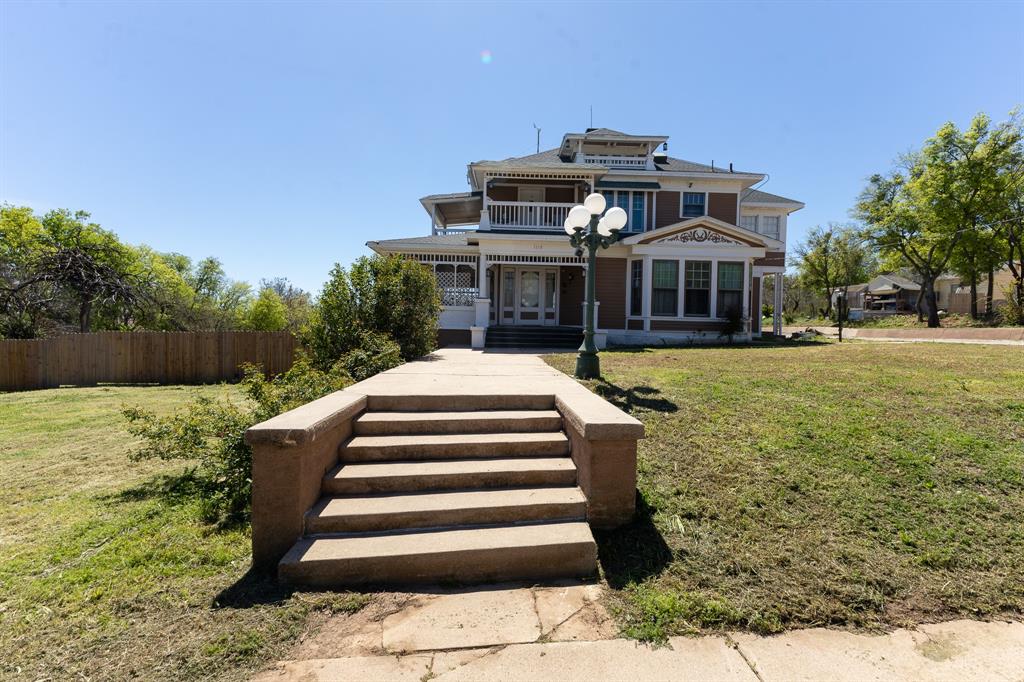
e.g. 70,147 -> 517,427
684,260 -> 712,316
760,216 -> 780,240
739,215 -> 758,231
651,260 -> 679,316
682,192 -> 706,218
599,190 -> 646,231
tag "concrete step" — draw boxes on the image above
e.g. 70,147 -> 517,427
279,521 -> 597,586
342,432 -> 570,461
367,394 -> 554,412
306,486 -> 587,533
353,410 -> 562,436
323,457 -> 577,494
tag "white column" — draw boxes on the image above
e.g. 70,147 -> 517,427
431,205 -> 438,236
774,273 -> 784,335
742,260 -> 751,333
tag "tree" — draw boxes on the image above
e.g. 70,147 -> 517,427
0,205 -> 50,337
992,116 -> 1024,324
856,114 -> 1013,327
303,254 -> 440,370
260,277 -> 312,331
245,288 -> 288,331
792,223 -> 876,318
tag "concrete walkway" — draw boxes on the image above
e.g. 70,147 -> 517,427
254,581 -> 1024,681
773,326 -> 1024,345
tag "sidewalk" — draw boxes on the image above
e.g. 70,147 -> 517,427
253,582 -> 1024,681
773,326 -> 1024,345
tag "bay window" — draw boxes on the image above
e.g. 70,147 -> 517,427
716,262 -> 744,316
684,261 -> 711,316
651,260 -> 678,316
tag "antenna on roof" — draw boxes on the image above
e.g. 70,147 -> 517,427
589,105 -> 593,128
532,123 -> 541,153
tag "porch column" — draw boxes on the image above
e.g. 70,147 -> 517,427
472,255 -> 489,348
742,260 -> 751,334
773,273 -> 784,335
430,205 -> 438,236
710,260 -> 719,319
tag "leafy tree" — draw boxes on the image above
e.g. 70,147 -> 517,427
245,287 -> 288,331
856,115 -> 1015,327
0,205 -> 50,337
792,224 -> 876,318
303,254 -> 440,370
260,277 -> 312,331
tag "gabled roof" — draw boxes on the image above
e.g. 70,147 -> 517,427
741,189 -> 805,207
621,216 -> 769,248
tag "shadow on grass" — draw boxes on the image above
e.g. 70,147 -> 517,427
214,568 -> 301,608
593,379 -> 677,414
596,491 -> 672,589
107,471 -> 250,532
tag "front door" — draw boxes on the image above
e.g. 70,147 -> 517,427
506,267 -> 558,325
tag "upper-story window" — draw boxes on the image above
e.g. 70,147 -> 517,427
600,190 -> 646,231
682,192 -> 706,218
739,214 -> 781,240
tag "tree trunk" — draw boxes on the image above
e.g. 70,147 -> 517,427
969,275 -> 978,319
915,289 -> 925,323
924,280 -> 941,328
985,266 -> 995,316
79,300 -> 92,333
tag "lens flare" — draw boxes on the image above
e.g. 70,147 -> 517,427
480,50 -> 492,65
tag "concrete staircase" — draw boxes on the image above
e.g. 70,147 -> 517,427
278,398 -> 598,586
485,325 -> 584,349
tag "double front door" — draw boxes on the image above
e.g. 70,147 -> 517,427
499,267 -> 558,325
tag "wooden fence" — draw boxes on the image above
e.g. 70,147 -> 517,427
0,331 -> 298,392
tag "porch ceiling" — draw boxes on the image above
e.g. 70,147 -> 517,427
420,191 -> 484,227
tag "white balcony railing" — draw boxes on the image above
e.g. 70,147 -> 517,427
487,201 -> 575,230
575,154 -> 651,169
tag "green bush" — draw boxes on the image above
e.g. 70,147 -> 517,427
761,303 -> 774,319
718,306 -> 747,343
338,330 -> 403,382
302,254 -> 440,369
123,358 -> 351,524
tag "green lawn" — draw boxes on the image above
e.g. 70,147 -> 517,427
545,341 -> 1024,640
0,385 -> 365,681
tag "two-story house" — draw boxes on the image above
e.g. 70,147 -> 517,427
367,128 -> 803,348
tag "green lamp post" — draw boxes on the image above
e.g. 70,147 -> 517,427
564,193 -> 628,379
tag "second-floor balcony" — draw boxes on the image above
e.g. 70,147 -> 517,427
485,201 -> 576,231
575,153 -> 653,169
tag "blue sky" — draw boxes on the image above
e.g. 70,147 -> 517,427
2,1 -> 1022,293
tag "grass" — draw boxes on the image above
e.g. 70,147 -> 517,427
0,385 -> 367,681
545,341 -> 1024,641
845,313 -> 1020,329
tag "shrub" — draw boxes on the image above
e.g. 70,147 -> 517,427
761,303 -> 774,319
244,288 -> 288,331
718,306 -> 748,343
302,254 -> 440,369
338,330 -> 403,381
123,357 -> 351,524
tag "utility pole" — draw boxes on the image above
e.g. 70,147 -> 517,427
532,123 -> 540,153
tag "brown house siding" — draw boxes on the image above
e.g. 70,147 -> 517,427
488,186 -> 517,202
546,187 -> 575,203
559,266 -> 584,326
655,191 -> 680,228
754,251 -> 786,267
627,319 -> 644,331
596,258 -> 627,330
650,319 -> 728,332
708,193 -> 738,225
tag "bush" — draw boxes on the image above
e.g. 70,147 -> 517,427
123,358 -> 351,524
337,330 -> 403,381
718,306 -> 748,343
761,303 -> 774,319
302,254 -> 440,369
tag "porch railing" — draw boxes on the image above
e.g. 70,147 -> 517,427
488,201 -> 575,230
576,154 -> 650,169
439,287 -> 479,307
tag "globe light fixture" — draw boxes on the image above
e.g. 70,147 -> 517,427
565,193 -> 626,379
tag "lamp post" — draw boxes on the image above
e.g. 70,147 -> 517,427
564,193 -> 628,379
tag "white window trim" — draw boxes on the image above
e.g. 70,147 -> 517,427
679,191 -> 709,220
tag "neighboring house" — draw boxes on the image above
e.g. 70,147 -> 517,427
835,273 -> 961,313
367,128 -> 804,347
949,266 -> 1015,314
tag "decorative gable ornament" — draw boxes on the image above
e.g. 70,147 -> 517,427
654,227 -> 741,245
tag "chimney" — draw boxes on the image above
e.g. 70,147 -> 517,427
729,162 -> 733,172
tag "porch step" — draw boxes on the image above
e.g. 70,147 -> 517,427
323,457 -> 577,494
486,325 -> 583,349
366,394 -> 554,412
279,521 -> 597,586
342,432 -> 570,461
306,487 -> 587,533
353,409 -> 562,436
